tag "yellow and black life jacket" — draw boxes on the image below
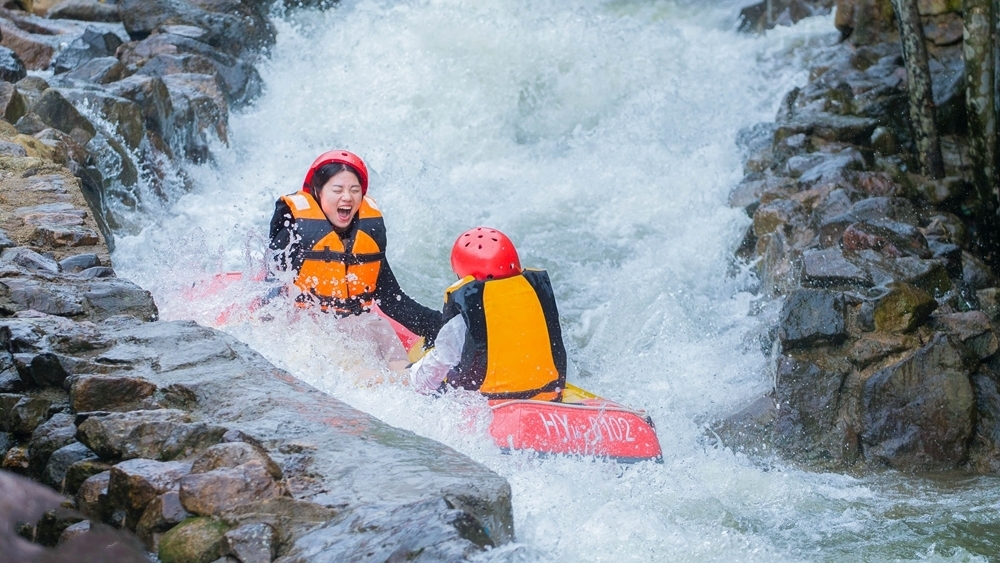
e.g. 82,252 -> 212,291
442,269 -> 566,401
279,191 -> 386,315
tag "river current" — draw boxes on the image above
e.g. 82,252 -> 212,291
111,1 -> 1000,561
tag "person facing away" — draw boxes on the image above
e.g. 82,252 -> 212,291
268,150 -> 443,344
409,227 -> 567,401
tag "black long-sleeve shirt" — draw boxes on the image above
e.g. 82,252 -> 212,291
268,199 -> 443,342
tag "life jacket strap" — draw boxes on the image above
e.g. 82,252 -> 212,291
295,291 -> 376,316
480,379 -> 563,402
299,249 -> 385,265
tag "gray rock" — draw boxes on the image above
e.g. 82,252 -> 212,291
108,457 -> 192,529
861,334 -> 975,470
73,266 -> 115,279
179,461 -> 281,516
963,251 -> 999,290
15,112 -> 49,136
30,88 -> 97,139
43,441 -> 97,490
1,247 -> 60,274
224,523 -> 274,563
778,289 -> 847,349
63,56 -> 128,85
64,457 -> 112,495
27,412 -> 76,477
802,247 -> 872,288
136,490 -> 190,550
60,88 -> 144,150
58,254 -> 101,273
118,0 -> 276,60
25,352 -> 69,388
285,498 -> 495,562
10,396 -> 53,437
190,441 -> 282,480
842,220 -> 931,259
70,374 -> 158,413
0,47 -> 27,83
0,140 -> 27,157
47,0 -> 122,22
76,408 -> 225,461
77,469 -> 112,521
52,27 -> 125,75
104,75 -> 173,141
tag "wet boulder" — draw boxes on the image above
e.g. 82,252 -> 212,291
8,395 -> 51,436
62,56 -> 128,84
224,522 -> 275,563
189,441 -> 282,480
27,412 -> 76,476
63,457 -> 111,495
963,251 -> 999,291
160,72 -> 228,162
0,19 -> 57,70
76,469 -> 112,520
753,198 -> 807,238
75,409 -> 226,461
932,311 -> 998,360
157,516 -> 230,563
118,0 -> 276,60
801,247 -> 872,288
778,289 -> 847,349
179,460 -> 282,516
135,490 -> 190,550
0,46 -> 27,82
284,497 -> 496,563
108,457 -> 192,529
58,253 -> 101,273
46,0 -> 122,22
59,88 -> 144,150
51,26 -> 124,74
842,220 -> 931,259
23,352 -> 69,388
873,282 -> 937,333
861,333 -> 975,470
70,374 -> 158,413
42,441 -> 97,490
30,88 -> 96,139
104,74 -> 173,141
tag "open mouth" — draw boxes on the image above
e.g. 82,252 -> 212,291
337,206 -> 352,221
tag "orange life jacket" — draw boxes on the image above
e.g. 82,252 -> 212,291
279,191 -> 386,315
443,269 -> 566,401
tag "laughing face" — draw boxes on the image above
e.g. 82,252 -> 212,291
317,170 -> 363,229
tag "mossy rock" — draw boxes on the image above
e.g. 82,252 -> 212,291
158,517 -> 231,563
874,282 -> 937,333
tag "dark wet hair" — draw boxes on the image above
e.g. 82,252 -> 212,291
310,162 -> 363,195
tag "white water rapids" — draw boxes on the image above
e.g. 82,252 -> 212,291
111,1 -> 1000,560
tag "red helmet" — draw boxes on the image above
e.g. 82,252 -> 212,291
451,227 -> 521,281
302,150 -> 369,195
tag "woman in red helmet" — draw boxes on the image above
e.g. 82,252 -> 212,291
408,227 -> 567,401
268,150 -> 443,347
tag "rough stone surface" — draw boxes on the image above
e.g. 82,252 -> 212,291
107,457 -> 192,528
778,289 -> 847,349
861,334 -> 975,470
223,522 -> 275,563
189,441 -> 282,480
70,374 -> 158,412
178,461 -> 281,516
136,490 -> 190,550
873,282 -> 937,333
157,516 -> 230,563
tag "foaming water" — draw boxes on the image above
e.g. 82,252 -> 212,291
112,1 -> 1000,561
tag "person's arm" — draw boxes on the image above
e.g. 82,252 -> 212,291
268,199 -> 297,272
373,260 -> 444,343
409,315 -> 465,393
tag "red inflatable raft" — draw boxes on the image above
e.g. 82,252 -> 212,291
489,384 -> 663,463
186,272 -> 663,463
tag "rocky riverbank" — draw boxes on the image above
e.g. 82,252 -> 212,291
0,1 -> 514,561
717,1 -> 1000,474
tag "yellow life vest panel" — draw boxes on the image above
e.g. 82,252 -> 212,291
280,192 -> 386,314
443,269 -> 567,401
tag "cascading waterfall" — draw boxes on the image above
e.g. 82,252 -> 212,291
111,1 -> 1000,560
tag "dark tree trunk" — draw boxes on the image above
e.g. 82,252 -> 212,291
965,0 -> 1000,265
893,0 -> 945,178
